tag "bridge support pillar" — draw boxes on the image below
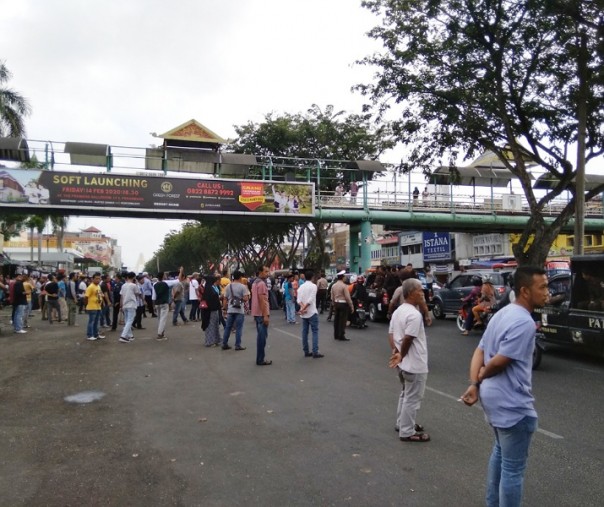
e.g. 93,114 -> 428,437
349,223 -> 360,274
349,221 -> 372,274
360,220 -> 372,274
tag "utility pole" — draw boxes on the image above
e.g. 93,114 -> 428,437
574,28 -> 588,256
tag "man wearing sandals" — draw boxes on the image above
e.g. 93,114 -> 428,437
388,278 -> 430,442
460,267 -> 549,507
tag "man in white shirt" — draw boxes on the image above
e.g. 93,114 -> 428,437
188,273 -> 200,321
388,278 -> 430,442
296,270 -> 324,359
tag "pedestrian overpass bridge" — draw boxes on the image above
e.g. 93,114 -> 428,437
1,136 -> 603,272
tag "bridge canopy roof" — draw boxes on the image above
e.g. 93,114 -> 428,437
431,149 -> 536,187
431,165 -> 515,187
533,173 -> 604,191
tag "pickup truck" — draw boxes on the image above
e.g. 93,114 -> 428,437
537,255 -> 604,359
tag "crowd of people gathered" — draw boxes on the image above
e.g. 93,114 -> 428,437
1,260 -> 551,505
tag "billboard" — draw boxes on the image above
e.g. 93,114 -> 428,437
0,168 -> 315,216
422,232 -> 451,262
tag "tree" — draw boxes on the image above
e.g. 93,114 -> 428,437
0,61 -> 30,137
0,62 -> 31,243
230,104 -> 394,270
144,222 -> 226,275
358,0 -> 604,265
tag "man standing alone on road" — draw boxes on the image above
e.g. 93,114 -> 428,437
251,265 -> 272,366
331,270 -> 354,341
297,270 -> 323,358
460,267 -> 549,507
388,278 -> 430,442
154,272 -> 170,340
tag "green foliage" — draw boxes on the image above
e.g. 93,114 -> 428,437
0,213 -> 28,241
0,61 -> 31,137
358,0 -> 604,265
229,104 -> 394,191
145,222 -> 225,275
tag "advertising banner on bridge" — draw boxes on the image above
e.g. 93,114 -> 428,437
422,232 -> 452,262
0,168 -> 315,216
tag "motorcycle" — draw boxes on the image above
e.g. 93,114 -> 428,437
350,300 -> 368,328
456,303 -> 472,332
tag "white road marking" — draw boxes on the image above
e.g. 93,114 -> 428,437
274,326 -> 302,341
426,386 -> 564,440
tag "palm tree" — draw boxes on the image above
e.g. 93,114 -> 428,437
0,61 -> 30,137
25,216 -> 45,264
50,215 -> 68,252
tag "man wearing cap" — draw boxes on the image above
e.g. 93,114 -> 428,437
331,271 -> 354,341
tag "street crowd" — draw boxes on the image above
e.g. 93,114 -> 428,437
1,262 -> 549,506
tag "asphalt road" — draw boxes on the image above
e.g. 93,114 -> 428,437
0,308 -> 602,506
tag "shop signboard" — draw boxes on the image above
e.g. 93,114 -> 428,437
422,232 -> 451,262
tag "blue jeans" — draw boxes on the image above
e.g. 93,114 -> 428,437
285,299 -> 296,323
121,307 -> 136,339
172,300 -> 187,324
100,304 -> 111,327
13,304 -> 27,331
86,310 -> 101,338
487,415 -> 538,507
189,300 -> 199,321
254,316 -> 268,364
222,313 -> 245,347
301,313 -> 319,354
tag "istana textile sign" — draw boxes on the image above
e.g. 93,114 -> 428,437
0,168 -> 315,216
422,232 -> 451,262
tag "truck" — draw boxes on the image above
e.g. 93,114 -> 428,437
538,254 -> 604,359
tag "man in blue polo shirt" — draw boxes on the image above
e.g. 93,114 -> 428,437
461,266 -> 549,507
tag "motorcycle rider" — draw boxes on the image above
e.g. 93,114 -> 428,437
350,275 -> 369,328
461,276 -> 483,335
472,276 -> 496,328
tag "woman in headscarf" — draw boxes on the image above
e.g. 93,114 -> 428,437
200,275 -> 221,347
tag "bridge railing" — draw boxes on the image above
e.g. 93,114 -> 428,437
317,192 -> 604,217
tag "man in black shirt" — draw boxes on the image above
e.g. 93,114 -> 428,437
13,273 -> 28,334
111,273 -> 124,332
99,274 -> 112,329
154,272 -> 170,340
45,274 -> 62,324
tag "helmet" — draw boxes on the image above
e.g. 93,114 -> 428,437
357,275 -> 365,283
482,275 -> 493,285
471,276 -> 483,286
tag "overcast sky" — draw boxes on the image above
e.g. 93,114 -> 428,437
1,0 -> 382,270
